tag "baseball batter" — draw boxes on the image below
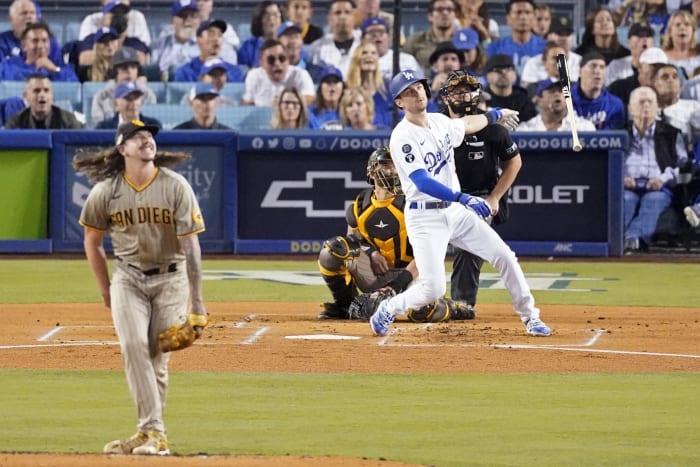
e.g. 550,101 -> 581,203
74,120 -> 208,456
368,70 -> 551,337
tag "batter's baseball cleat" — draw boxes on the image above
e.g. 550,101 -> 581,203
369,298 -> 394,336
103,431 -> 149,454
684,204 -> 700,227
132,430 -> 170,456
525,318 -> 551,337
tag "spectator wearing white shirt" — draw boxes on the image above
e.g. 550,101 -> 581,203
653,63 -> 700,144
520,16 -> 581,92
150,0 -> 201,79
361,16 -> 422,82
307,0 -> 361,79
518,79 -> 597,131
241,38 -> 315,106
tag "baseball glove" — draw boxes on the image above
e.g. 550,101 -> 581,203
158,312 -> 210,352
348,287 -> 396,320
406,298 -> 476,322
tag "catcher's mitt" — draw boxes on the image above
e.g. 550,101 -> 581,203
406,298 -> 476,322
348,288 -> 396,320
158,312 -> 210,352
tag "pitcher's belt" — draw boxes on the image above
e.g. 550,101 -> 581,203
117,258 -> 177,276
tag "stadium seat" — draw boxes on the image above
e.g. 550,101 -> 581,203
220,82 -> 244,104
216,106 -> 273,131
81,81 -> 105,124
140,103 -> 192,130
166,82 -> 196,104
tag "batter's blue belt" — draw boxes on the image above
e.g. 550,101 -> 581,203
117,258 -> 177,276
408,201 -> 451,210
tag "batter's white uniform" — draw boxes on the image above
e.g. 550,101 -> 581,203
385,112 -> 541,323
79,166 -> 205,434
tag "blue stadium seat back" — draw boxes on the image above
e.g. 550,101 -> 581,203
166,82 -> 196,104
236,22 -> 251,43
82,81 -> 107,122
145,81 -> 167,103
48,23 -> 64,45
0,81 -> 25,99
52,82 -> 82,111
216,106 -> 273,131
616,26 -> 629,48
220,82 -> 244,104
64,21 -> 82,44
140,103 -> 192,130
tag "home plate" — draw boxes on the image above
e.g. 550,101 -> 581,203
285,334 -> 361,340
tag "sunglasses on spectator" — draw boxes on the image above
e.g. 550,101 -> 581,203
266,54 -> 287,65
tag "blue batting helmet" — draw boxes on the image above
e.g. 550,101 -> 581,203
390,70 -> 431,100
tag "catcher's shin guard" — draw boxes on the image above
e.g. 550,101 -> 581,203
318,273 -> 357,316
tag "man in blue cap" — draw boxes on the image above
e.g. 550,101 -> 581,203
174,82 -> 230,129
95,81 -> 162,129
173,18 -> 243,82
360,16 -> 422,82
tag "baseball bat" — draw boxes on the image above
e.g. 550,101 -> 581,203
556,53 -> 583,152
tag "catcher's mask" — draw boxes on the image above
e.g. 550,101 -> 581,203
366,147 -> 401,194
440,69 -> 481,116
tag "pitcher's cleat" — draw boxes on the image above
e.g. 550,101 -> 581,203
103,431 -> 148,454
132,430 -> 170,456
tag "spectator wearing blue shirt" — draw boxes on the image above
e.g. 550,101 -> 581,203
0,23 -> 78,81
238,1 -> 283,68
571,51 -> 626,130
486,0 -> 546,74
308,65 -> 345,130
173,19 -> 244,82
0,0 -> 62,63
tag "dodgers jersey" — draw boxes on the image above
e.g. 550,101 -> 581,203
389,113 -> 465,203
79,166 -> 205,267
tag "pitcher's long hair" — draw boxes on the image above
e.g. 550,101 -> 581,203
72,147 -> 191,184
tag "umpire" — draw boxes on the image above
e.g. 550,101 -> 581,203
439,70 -> 522,311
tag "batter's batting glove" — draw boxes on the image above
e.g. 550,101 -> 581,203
486,108 -> 519,131
457,194 -> 492,219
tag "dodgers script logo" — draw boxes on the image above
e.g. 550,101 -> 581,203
424,134 -> 453,175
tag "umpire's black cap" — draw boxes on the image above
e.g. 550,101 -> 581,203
115,119 -> 159,145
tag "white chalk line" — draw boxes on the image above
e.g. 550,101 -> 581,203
2,325 -> 698,361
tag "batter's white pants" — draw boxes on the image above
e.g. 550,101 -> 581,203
386,203 -> 540,323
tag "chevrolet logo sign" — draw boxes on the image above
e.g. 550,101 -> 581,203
261,171 -> 367,217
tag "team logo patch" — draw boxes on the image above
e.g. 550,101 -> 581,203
405,153 -> 415,163
192,208 -> 203,224
506,142 -> 518,155
402,144 -> 412,153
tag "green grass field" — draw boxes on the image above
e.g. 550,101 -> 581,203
1,259 -> 699,466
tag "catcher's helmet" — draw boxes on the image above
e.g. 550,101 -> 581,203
439,69 -> 481,116
390,69 -> 431,101
366,146 -> 401,194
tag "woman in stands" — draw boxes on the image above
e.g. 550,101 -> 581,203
574,8 -> 630,64
270,86 -> 309,129
453,0 -> 498,44
78,27 -> 120,82
237,1 -> 283,68
662,10 -> 700,79
308,66 -> 345,130
344,42 -> 392,128
339,87 -> 383,130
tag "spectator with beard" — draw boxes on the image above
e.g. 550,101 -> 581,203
150,0 -> 202,80
241,38 -> 315,106
5,73 -> 83,129
482,54 -> 537,123
517,79 -> 596,131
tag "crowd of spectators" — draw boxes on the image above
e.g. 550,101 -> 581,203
2,0 -> 700,248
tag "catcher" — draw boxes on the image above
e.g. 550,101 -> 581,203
317,146 -> 474,322
74,120 -> 209,456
